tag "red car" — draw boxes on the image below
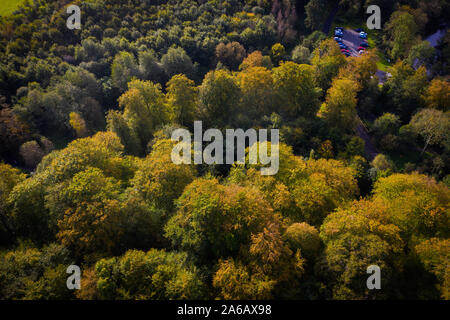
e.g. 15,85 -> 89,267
341,48 -> 349,53
358,46 -> 365,51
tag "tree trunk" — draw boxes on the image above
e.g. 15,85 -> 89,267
420,136 -> 431,155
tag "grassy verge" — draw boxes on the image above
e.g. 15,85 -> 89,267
0,0 -> 23,17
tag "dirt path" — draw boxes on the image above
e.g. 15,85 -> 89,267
355,117 -> 378,161
322,2 -> 339,35
339,29 -> 379,159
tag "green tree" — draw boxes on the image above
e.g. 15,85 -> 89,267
311,39 -> 347,90
160,47 -> 196,79
165,178 -> 275,263
318,79 -> 358,131
385,9 -> 419,60
410,108 -> 449,154
320,199 -> 404,299
111,51 -> 139,92
291,45 -> 311,64
271,43 -> 285,66
166,74 -> 198,127
94,249 -> 205,299
198,69 -> 240,127
118,79 -> 170,153
272,61 -> 321,118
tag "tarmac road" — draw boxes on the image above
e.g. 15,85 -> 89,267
340,28 -> 365,57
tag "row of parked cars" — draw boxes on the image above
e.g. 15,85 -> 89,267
334,27 -> 351,56
334,27 -> 370,57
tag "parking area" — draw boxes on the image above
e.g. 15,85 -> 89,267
334,28 -> 368,57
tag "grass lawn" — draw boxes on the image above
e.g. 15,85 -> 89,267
0,0 -> 23,17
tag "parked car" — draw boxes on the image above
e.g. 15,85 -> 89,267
335,31 -> 343,37
335,27 -> 344,31
360,42 -> 369,47
357,46 -> 365,51
339,44 -> 347,49
359,50 -> 365,55
344,52 -> 351,57
355,28 -> 363,32
359,31 -> 367,39
334,36 -> 342,41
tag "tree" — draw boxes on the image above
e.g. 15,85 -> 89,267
311,39 -> 347,90
302,31 -> 326,51
215,42 -> 246,70
338,50 -> 378,88
93,249 -> 205,299
118,79 -> 170,153
290,158 -> 359,225
160,47 -> 196,79
272,61 -> 321,118
236,66 -> 274,121
415,238 -> 450,299
371,154 -> 393,171
111,51 -> 139,92
305,0 -> 328,31
407,41 -> 436,68
19,140 -> 45,168
410,108 -> 449,154
198,69 -> 240,127
373,173 -> 450,239
373,113 -> 401,137
0,244 -> 73,300
55,167 -> 124,260
239,51 -> 272,70
0,163 -> 25,241
138,50 -> 164,83
284,222 -> 321,259
166,74 -> 197,127
164,178 -> 275,263
385,9 -> 419,60
213,258 -> 275,299
130,139 -> 195,213
319,199 -> 404,299
106,110 -> 141,155
0,108 -> 30,163
384,61 -> 428,120
291,45 -> 311,64
318,79 -> 358,131
424,79 -> 450,111
345,136 -> 365,158
69,112 -> 89,138
271,43 -> 285,66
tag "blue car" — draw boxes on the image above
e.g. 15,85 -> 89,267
334,36 -> 342,41
360,42 -> 369,48
359,31 -> 367,39
339,44 -> 347,49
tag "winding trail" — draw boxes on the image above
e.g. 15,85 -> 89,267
355,116 -> 378,161
322,2 -> 339,35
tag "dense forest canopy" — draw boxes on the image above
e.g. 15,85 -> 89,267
0,0 -> 449,300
